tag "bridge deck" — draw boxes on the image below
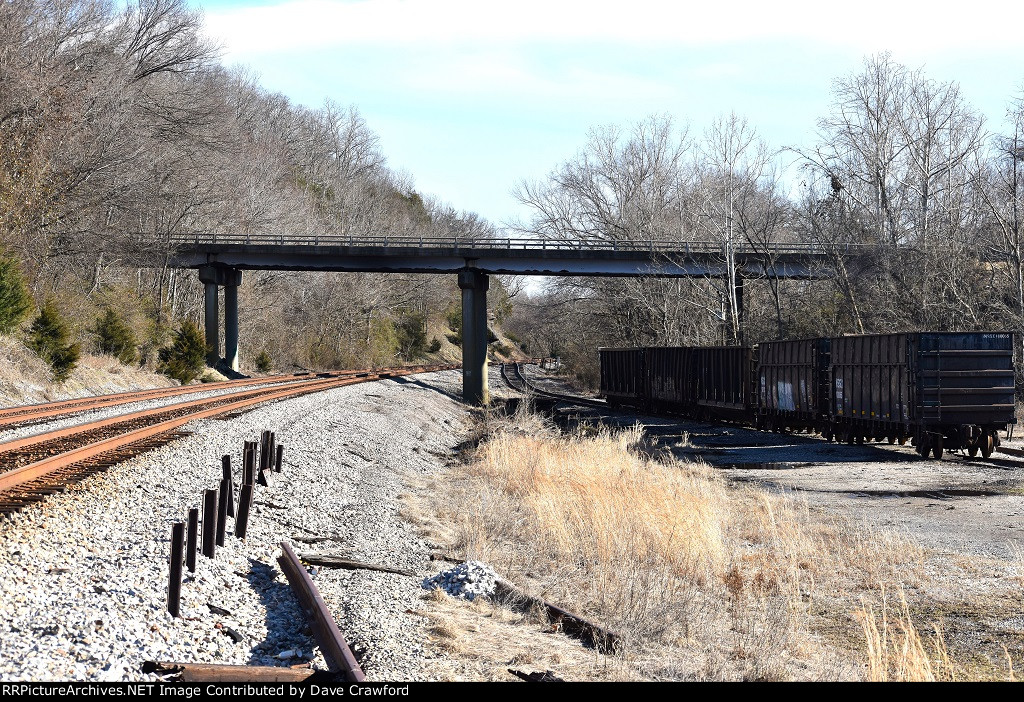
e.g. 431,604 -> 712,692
169,235 -> 852,278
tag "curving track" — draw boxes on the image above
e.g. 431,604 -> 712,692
0,364 -> 458,515
499,362 -> 605,408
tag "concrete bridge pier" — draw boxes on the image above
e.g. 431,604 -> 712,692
198,265 -> 243,372
223,268 -> 241,372
201,274 -> 220,366
458,268 -> 489,406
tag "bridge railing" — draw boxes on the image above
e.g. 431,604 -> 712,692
169,233 -> 868,256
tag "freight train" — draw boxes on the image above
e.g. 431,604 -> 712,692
599,332 -> 1017,460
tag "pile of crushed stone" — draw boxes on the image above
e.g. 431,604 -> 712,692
421,561 -> 499,601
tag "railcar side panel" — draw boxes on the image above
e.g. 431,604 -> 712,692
758,338 -> 828,428
598,347 -> 646,408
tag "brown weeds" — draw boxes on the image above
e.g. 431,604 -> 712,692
413,411 -> 936,680
855,587 -> 955,681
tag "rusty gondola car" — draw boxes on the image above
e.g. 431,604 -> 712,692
598,332 -> 1017,460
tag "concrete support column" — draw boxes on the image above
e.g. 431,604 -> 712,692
199,265 -> 242,371
200,277 -> 220,367
458,268 -> 489,406
223,272 -> 241,372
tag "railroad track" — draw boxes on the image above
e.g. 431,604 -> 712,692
500,362 -> 606,409
0,371 -> 343,430
0,364 -> 458,516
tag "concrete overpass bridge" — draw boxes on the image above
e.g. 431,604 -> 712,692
168,234 -> 860,405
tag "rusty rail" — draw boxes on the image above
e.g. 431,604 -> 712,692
0,364 -> 458,510
0,372 -> 328,428
141,661 -> 331,682
493,578 -> 620,654
277,542 -> 365,681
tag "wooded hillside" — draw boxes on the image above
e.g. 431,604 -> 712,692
0,0 -> 506,378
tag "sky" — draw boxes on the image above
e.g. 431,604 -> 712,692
191,0 -> 1024,230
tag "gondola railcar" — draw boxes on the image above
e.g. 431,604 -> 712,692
827,332 -> 1016,458
598,331 -> 1017,460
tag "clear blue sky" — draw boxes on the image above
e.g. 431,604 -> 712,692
190,0 -> 1024,229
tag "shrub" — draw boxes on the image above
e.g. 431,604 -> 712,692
28,301 -> 80,382
93,308 -> 137,364
49,343 -> 81,382
0,254 -> 32,333
445,307 -> 462,345
254,349 -> 273,373
427,337 -> 442,353
396,312 -> 428,360
157,320 -> 207,384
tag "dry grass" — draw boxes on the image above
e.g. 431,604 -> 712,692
0,333 -> 174,406
405,402 -> 1024,680
856,587 -> 955,681
408,407 -> 939,680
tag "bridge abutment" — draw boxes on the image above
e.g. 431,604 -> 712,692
458,268 -> 489,406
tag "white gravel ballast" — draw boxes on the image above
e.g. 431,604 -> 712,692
0,370 -> 470,682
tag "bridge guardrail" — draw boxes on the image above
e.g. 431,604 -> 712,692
168,233 -> 870,256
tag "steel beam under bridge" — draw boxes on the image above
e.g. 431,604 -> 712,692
174,236 -> 850,405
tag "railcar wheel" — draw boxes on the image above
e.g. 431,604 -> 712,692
968,445 -> 979,457
898,436 -> 908,446
932,436 -> 943,460
918,435 -> 930,458
981,433 -> 994,459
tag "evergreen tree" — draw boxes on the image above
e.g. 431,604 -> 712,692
157,321 -> 207,384
0,255 -> 32,333
93,308 -> 137,364
254,349 -> 273,372
28,302 -> 80,382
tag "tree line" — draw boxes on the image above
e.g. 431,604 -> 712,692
0,0 -> 501,381
507,54 -> 1024,386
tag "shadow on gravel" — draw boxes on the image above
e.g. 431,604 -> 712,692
390,375 -> 463,404
730,475 -> 1005,499
242,557 -> 315,666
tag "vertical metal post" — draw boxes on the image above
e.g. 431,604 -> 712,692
260,431 -> 270,471
275,444 -> 284,473
243,443 -> 255,486
235,484 -> 254,539
168,522 -> 184,617
735,276 -> 745,346
216,480 -> 229,547
202,489 -> 218,559
222,456 -> 235,518
185,508 -> 198,573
